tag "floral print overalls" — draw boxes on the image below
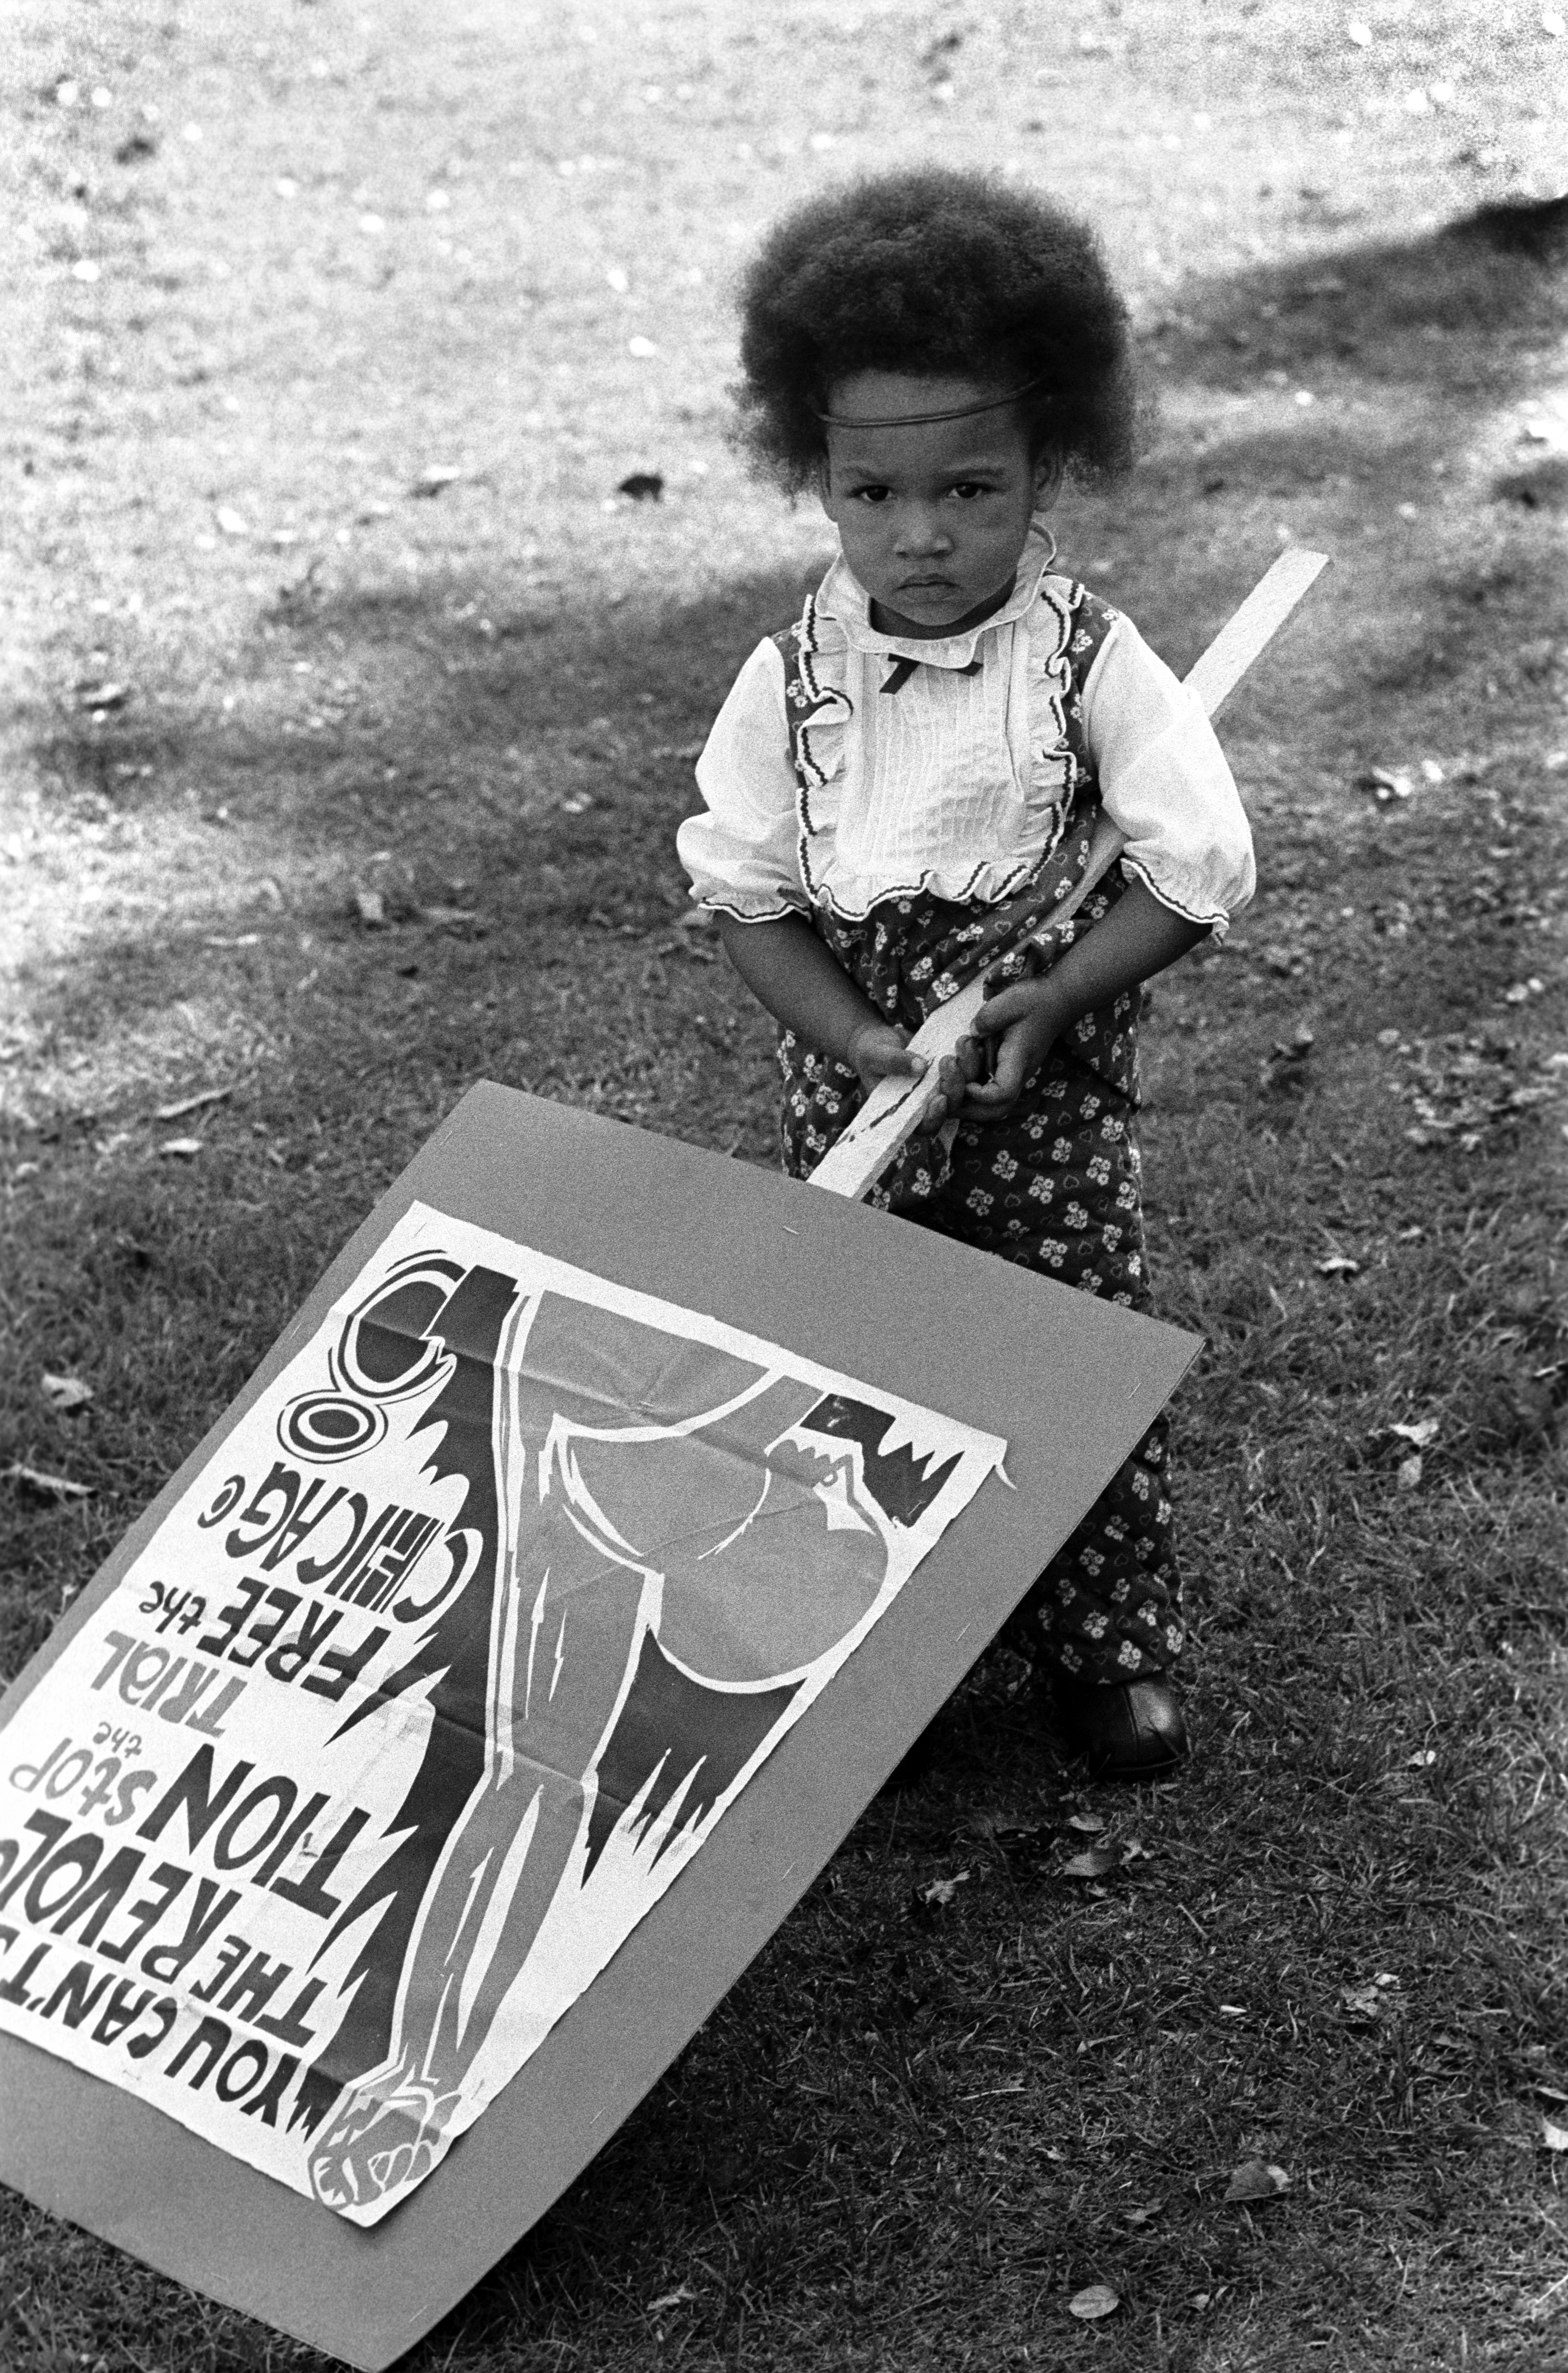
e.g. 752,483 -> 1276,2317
773,582 -> 1184,1686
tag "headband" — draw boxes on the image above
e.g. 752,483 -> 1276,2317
811,374 -> 1047,429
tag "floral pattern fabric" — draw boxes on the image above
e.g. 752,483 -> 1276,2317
774,589 -> 1184,1686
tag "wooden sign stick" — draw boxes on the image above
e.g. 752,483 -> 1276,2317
806,547 -> 1330,1203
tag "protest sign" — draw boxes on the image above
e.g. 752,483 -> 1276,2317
0,1203 -> 1004,2224
0,1084 -> 1198,2365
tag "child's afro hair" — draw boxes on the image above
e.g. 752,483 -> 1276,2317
734,168 -> 1139,491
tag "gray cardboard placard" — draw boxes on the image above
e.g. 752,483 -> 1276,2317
0,1085 -> 1199,2367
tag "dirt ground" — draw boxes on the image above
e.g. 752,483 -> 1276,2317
3,2 -> 1567,2367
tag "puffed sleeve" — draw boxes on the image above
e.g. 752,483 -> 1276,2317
675,639 -> 806,919
1082,614 -> 1255,933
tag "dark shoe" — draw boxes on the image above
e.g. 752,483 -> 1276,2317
1051,1678 -> 1188,1780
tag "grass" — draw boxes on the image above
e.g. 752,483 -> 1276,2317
3,0 -> 1567,2366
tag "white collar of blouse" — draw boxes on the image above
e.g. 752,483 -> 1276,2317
816,520 -> 1059,670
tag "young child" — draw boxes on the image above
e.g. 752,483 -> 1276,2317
677,169 -> 1254,1779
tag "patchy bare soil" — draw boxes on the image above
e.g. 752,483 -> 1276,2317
3,3 -> 1567,2368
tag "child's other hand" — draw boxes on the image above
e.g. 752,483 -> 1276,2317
962,979 -> 1062,1122
844,1020 -> 980,1135
845,1017 -> 924,1095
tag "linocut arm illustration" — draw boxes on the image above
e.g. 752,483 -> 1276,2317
300,1249 -> 966,2214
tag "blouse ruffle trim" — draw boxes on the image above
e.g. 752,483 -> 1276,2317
781,564 -> 1089,921
1120,854 -> 1231,934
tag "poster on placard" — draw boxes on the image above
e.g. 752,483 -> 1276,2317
0,1200 -> 1004,2227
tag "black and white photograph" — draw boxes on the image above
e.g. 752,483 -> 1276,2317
3,3 -> 1565,2367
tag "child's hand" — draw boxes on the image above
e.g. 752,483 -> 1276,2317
961,977 -> 1064,1122
844,1019 -> 980,1135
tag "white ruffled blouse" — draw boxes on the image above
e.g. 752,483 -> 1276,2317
678,538 -> 1255,934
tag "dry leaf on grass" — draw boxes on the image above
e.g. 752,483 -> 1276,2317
154,1083 -> 233,1122
1224,2159 -> 1291,2202
41,1374 -> 93,1411
157,1137 -> 204,1159
1061,1845 -> 1121,1880
1362,765 -> 1414,802
646,2283 -> 697,2313
353,887 -> 388,928
7,1463 -> 92,1503
1390,1417 -> 1439,1448
1542,2119 -> 1568,2152
1341,1975 -> 1400,2022
1397,1453 -> 1423,1490
1067,2284 -> 1120,2321
917,1871 -> 972,1909
1317,1255 -> 1360,1277
1066,1811 -> 1105,1834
